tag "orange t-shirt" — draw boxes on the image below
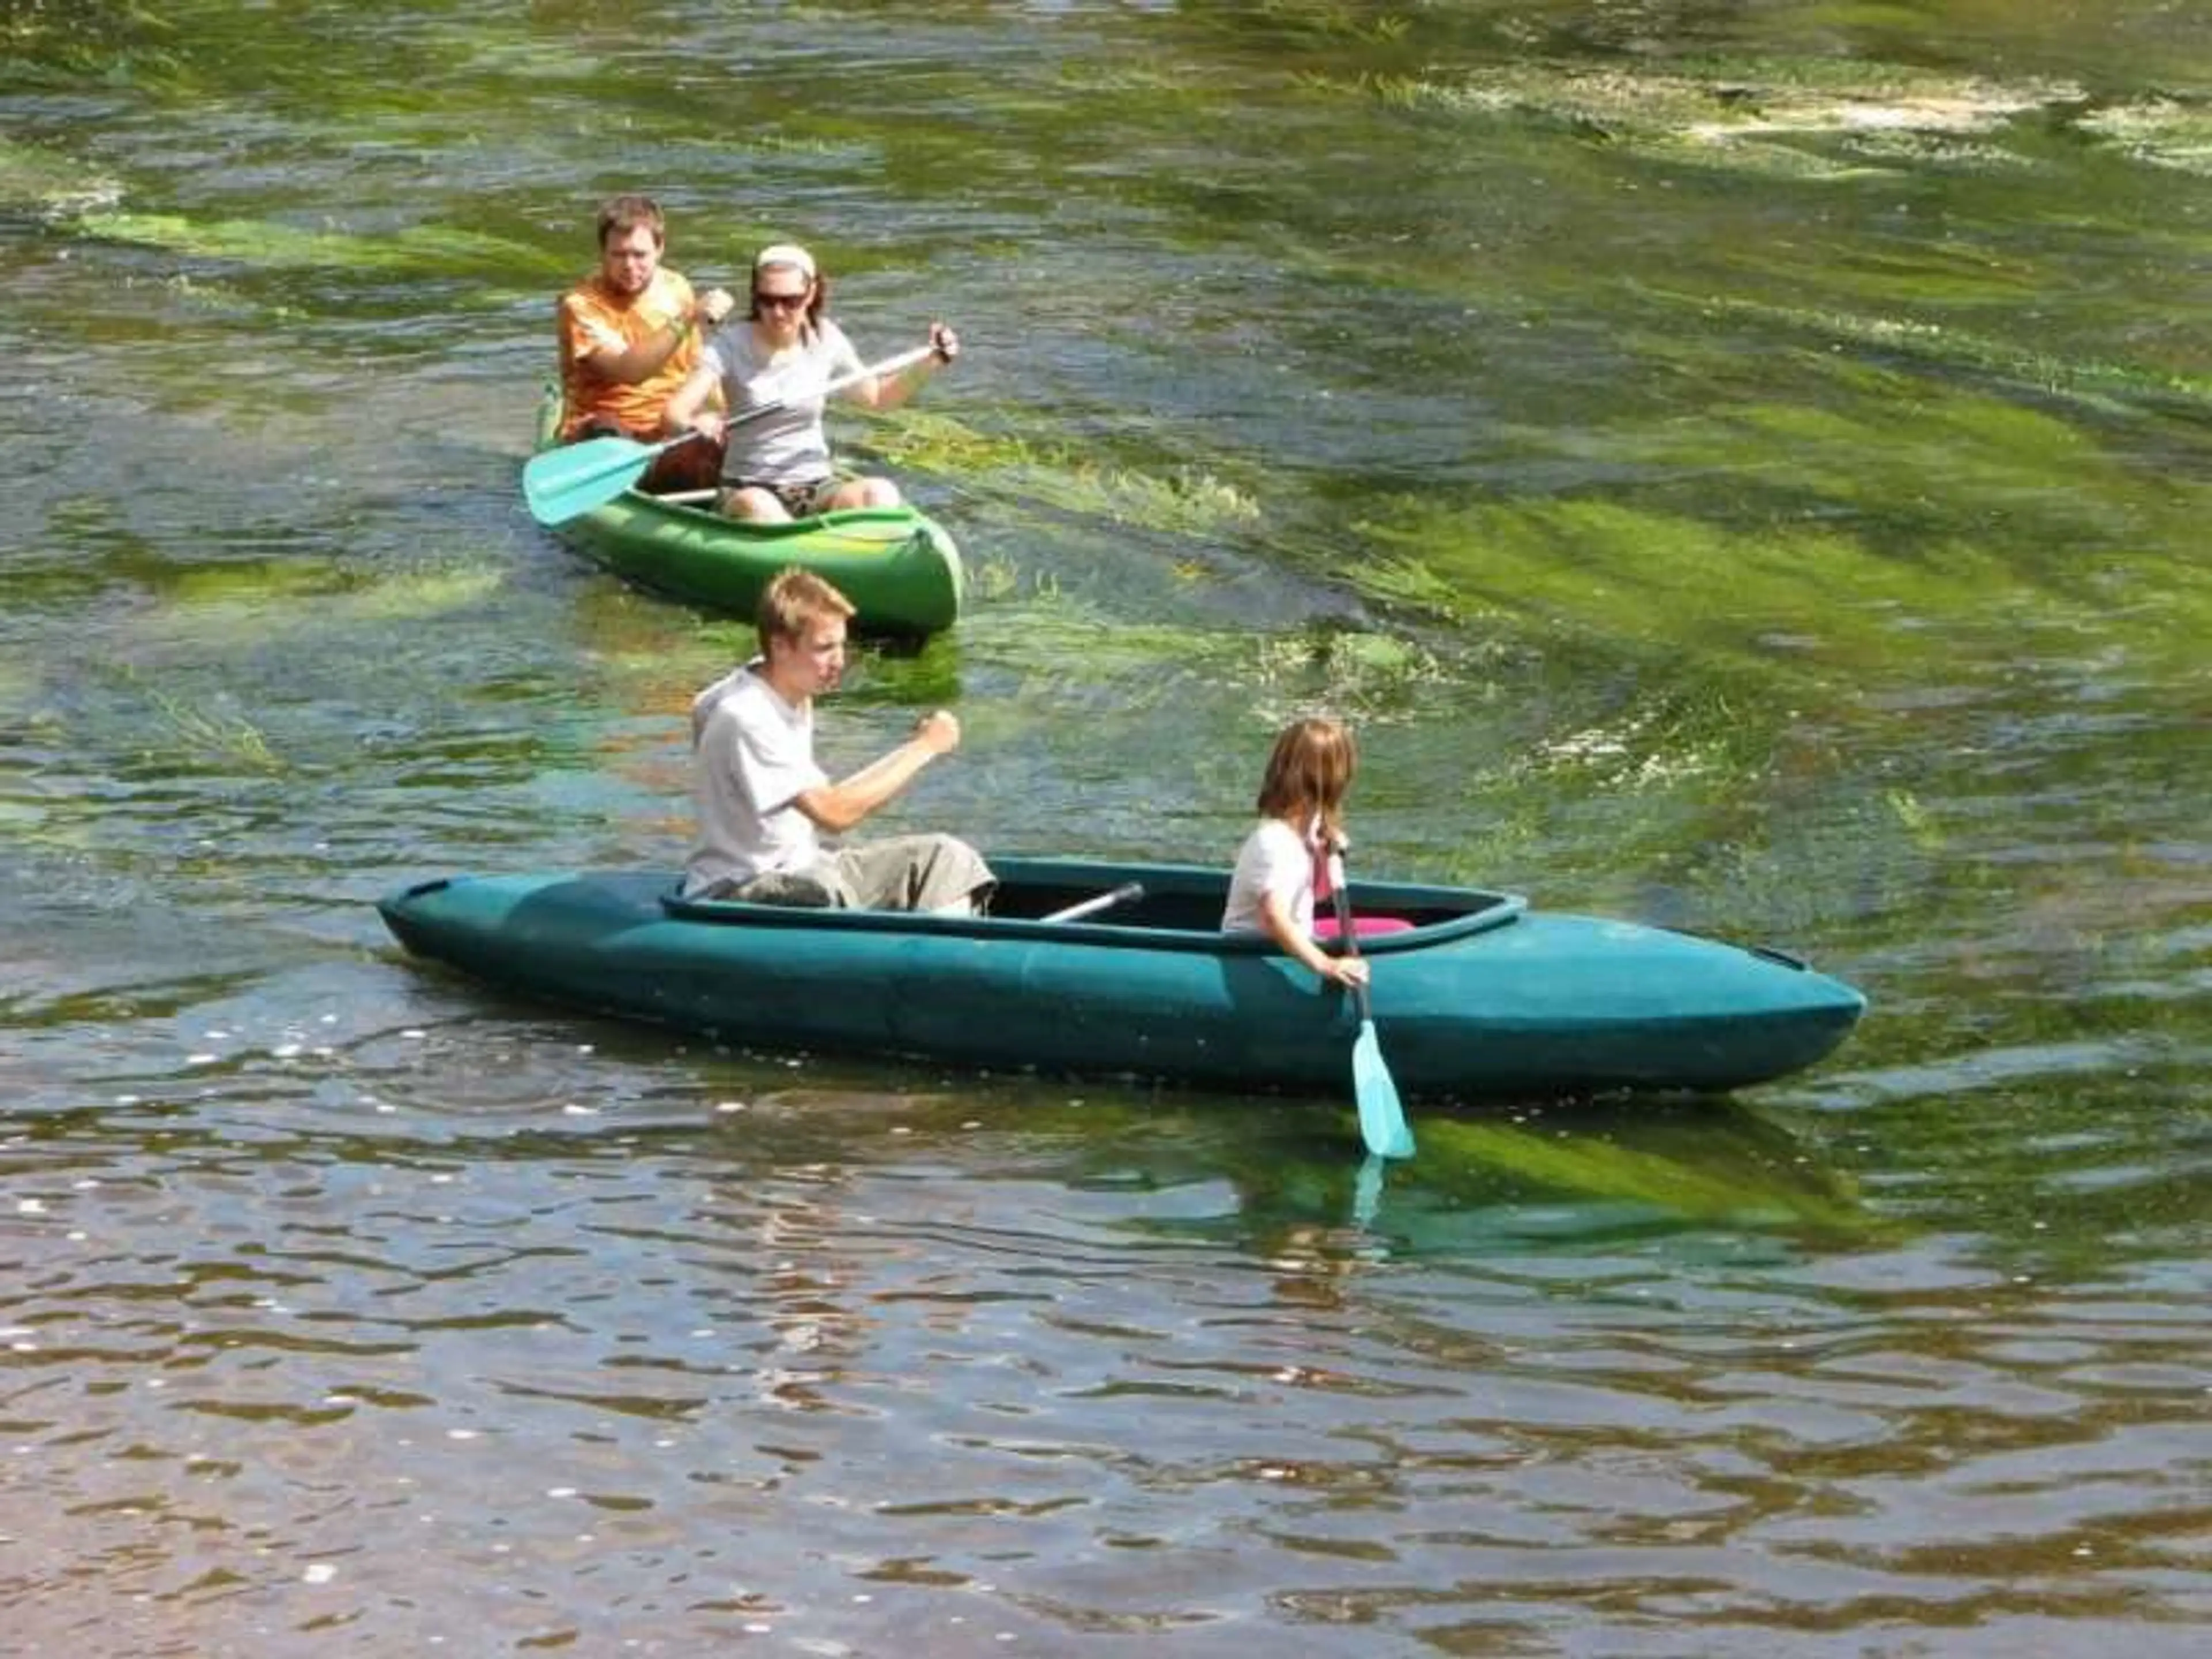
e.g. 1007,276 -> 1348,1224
556,266 -> 700,439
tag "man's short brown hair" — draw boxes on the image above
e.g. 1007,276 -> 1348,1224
758,567 -> 855,652
596,194 -> 666,249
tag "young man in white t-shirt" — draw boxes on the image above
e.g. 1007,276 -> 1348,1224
683,568 -> 994,913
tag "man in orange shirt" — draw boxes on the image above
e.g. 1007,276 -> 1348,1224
556,195 -> 734,493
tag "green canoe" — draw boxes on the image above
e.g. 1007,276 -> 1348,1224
530,394 -> 964,637
378,857 -> 1867,1103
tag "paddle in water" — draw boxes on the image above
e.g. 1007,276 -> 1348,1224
522,344 -> 938,527
1329,850 -> 1414,1160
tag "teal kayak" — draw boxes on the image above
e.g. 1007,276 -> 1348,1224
377,857 -> 1866,1102
530,393 -> 964,637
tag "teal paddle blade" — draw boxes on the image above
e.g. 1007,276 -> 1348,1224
521,434 -> 664,525
1353,1018 -> 1415,1159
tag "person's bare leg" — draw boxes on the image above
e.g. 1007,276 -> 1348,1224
718,485 -> 791,522
823,476 -> 901,511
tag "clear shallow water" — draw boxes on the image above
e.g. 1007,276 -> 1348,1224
3,2 -> 2209,1653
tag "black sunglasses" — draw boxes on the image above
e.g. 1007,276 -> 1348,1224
753,290 -> 811,310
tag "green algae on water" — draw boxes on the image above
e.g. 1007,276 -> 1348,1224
75,210 -> 566,282
1352,495 -> 2074,681
0,137 -> 122,219
1653,290 -> 2212,411
1415,1116 -> 1876,1240
2079,97 -> 2212,175
128,678 -> 284,776
1315,55 -> 2077,138
863,409 -> 1264,536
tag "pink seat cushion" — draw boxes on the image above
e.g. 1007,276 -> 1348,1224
1313,914 -> 1415,940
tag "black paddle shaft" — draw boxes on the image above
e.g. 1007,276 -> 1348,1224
1328,851 -> 1372,1020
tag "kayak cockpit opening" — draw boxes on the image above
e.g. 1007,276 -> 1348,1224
660,858 -> 1527,949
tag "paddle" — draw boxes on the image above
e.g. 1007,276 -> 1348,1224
1328,850 -> 1415,1160
523,343 -> 940,527
1039,881 -> 1145,925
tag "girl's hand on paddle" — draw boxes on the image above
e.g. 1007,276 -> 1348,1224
687,412 -> 726,442
1327,956 -> 1371,990
914,710 -> 960,755
927,321 -> 959,365
697,287 -> 735,328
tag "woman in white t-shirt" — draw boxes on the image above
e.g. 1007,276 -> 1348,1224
664,241 -> 957,522
1220,717 -> 1369,989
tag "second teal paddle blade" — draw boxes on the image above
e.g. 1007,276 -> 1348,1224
521,434 -> 663,525
1353,1018 -> 1415,1159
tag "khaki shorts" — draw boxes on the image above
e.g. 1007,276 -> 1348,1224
704,836 -> 995,915
718,472 -> 852,518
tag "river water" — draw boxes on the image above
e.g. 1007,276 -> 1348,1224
3,3 -> 2209,1654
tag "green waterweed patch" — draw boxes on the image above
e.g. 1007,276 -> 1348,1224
956,602 -> 1262,683
865,410 -> 1265,536
406,27 -> 597,87
118,559 -> 511,660
1622,399 -> 2212,654
965,550 -> 1027,604
1032,463 -> 1259,534
0,0 -> 178,89
736,133 -> 868,159
1654,289 -> 2212,411
940,600 -> 1455,744
1362,351 -> 2212,666
1888,789 -> 1944,853
1618,377 -> 2116,512
1048,1119 -> 1876,1255
1350,495 -> 2085,683
1721,238 -> 2049,312
1823,130 -> 2040,173
1248,1 -> 1414,48
329,566 -> 506,624
0,137 -> 121,220
75,210 -> 563,281
2080,97 -> 2212,175
159,271 -> 306,323
0,663 -> 44,751
1307,55 -> 2084,184
1415,1116 -> 1875,1240
1624,134 -> 1895,182
1442,676 -> 1821,891
1325,550 -> 1471,620
856,408 -> 1029,476
1054,62 -> 1206,96
130,677 -> 283,776
1331,54 -> 2073,135
162,559 -> 343,607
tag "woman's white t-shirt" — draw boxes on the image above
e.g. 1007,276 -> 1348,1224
697,318 -> 866,486
1221,817 -> 1323,935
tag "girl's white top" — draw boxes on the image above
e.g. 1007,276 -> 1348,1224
1222,816 -> 1322,934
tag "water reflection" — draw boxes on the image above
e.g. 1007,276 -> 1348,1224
6,1037 -> 2208,1649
